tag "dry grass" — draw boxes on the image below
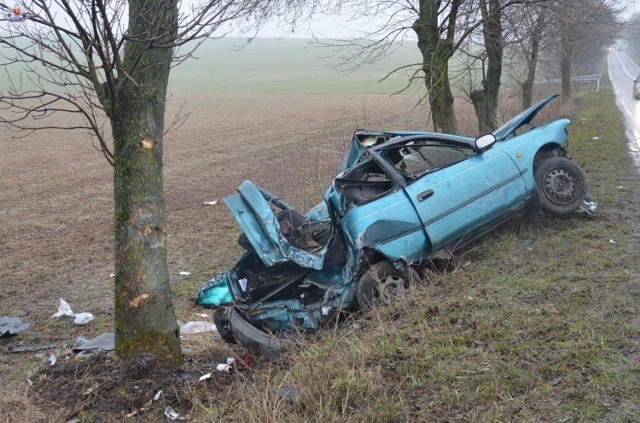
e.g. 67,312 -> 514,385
1,81 -> 627,421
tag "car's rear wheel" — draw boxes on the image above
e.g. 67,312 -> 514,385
535,156 -> 586,215
356,261 -> 421,311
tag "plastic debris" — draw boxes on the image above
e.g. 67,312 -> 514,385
592,136 -> 600,140
202,200 -> 218,206
51,299 -> 74,318
321,305 -> 331,315
225,357 -> 235,365
164,406 -> 180,420
0,316 -> 31,337
10,344 -> 57,353
179,271 -> 191,276
153,390 -> 162,401
179,321 -> 216,334
51,298 -> 94,325
519,239 -> 533,250
73,332 -> 115,353
199,373 -> 212,381
195,313 -> 209,319
216,363 -> 232,373
49,353 -> 56,366
73,312 -> 94,325
609,239 -> 616,244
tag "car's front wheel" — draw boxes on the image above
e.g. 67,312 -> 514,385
356,261 -> 421,311
535,156 -> 587,215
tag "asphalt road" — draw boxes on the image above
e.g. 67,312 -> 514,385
607,50 -> 640,152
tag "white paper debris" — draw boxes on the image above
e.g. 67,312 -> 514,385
239,278 -> 248,292
180,321 -> 216,334
109,273 -> 115,278
609,239 -> 616,244
216,363 -> 231,373
153,390 -> 162,401
164,406 -> 180,421
51,298 -> 94,325
179,271 -> 191,276
321,305 -> 331,316
73,312 -> 94,325
199,373 -> 212,381
49,353 -> 56,366
202,200 -> 218,206
51,299 -> 75,318
592,136 -> 600,140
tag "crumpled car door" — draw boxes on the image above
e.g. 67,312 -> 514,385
223,180 -> 329,270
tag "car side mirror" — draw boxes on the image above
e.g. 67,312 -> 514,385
474,134 -> 497,151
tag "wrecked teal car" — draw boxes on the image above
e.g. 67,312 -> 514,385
198,95 -> 596,360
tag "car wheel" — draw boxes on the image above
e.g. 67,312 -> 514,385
356,261 -> 421,311
535,156 -> 586,215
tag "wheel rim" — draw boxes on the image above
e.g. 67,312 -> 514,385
375,273 -> 409,304
542,167 -> 579,205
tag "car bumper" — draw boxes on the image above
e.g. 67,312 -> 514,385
215,306 -> 282,362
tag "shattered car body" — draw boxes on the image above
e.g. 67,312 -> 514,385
199,95 -> 595,360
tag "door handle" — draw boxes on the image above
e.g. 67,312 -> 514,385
417,190 -> 434,201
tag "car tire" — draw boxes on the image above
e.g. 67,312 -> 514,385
356,261 -> 421,311
535,156 -> 586,216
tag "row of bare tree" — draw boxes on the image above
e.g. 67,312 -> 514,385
0,0 -> 621,364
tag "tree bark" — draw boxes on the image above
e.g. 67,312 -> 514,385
560,30 -> 572,102
521,12 -> 545,109
111,0 -> 181,364
413,0 -> 459,133
470,0 -> 503,134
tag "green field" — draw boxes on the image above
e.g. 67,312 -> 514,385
0,37 -> 424,95
168,37 -> 422,94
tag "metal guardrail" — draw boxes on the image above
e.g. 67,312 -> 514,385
534,74 -> 602,92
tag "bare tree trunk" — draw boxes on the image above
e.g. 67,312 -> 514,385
471,0 -> 503,134
560,30 -> 572,102
112,0 -> 181,364
414,0 -> 459,133
521,12 -> 545,109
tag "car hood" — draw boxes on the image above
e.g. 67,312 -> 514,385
224,180 -> 328,270
492,95 -> 558,141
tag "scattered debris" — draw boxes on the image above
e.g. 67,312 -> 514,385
9,344 -> 57,353
0,316 -> 31,336
194,313 -> 209,319
164,406 -> 183,421
276,384 -> 305,403
215,357 -> 236,374
609,239 -> 616,244
73,332 -> 115,353
592,136 -> 600,140
49,353 -> 56,366
202,200 -> 218,206
51,298 -> 95,325
153,390 -> 162,401
179,321 -> 216,334
199,373 -> 212,381
179,271 -> 191,276
617,186 -> 625,189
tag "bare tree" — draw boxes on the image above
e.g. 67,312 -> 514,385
0,0 -> 303,364
467,0 -> 504,133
